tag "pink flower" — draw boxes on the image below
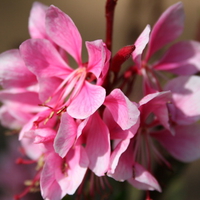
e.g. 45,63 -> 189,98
54,111 -> 111,177
0,49 -> 41,130
164,75 -> 200,125
20,5 -> 111,119
132,2 -> 200,94
1,1 -> 200,199
102,89 -> 162,191
16,110 -> 89,199
20,109 -> 110,197
19,117 -> 89,199
28,2 -> 69,61
40,143 -> 89,200
108,87 -> 200,192
107,91 -> 172,192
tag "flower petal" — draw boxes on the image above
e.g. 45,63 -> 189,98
67,81 -> 106,119
19,109 -> 55,140
153,41 -> 200,75
104,89 -> 140,130
21,137 -> 46,160
86,40 -> 110,80
20,39 -> 71,78
0,49 -> 36,89
40,153 -> 62,200
28,2 -> 48,39
36,76 -> 63,105
20,39 -> 72,102
145,2 -> 184,60
107,139 -> 132,180
139,91 -> 172,131
165,75 -> 200,124
103,108 -> 139,140
0,89 -> 40,105
84,112 -> 110,176
54,112 -> 77,158
46,5 -> 82,64
56,145 -> 89,195
152,123 -> 200,162
0,105 -> 24,129
31,128 -> 56,144
132,25 -> 151,67
128,163 -> 161,192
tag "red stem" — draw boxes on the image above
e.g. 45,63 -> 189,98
102,0 -> 118,92
105,0 -> 117,52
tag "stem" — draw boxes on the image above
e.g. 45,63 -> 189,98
105,0 -> 118,52
102,0 -> 118,93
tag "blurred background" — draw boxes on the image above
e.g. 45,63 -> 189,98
0,0 -> 200,199
1,0 -> 200,54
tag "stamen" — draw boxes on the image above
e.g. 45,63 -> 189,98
151,143 -> 172,169
43,110 -> 55,125
14,171 -> 40,200
16,158 -> 36,165
14,187 -> 31,200
61,160 -> 69,176
36,156 -> 45,171
45,67 -> 87,109
56,106 -> 67,115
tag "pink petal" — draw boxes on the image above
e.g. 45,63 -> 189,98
107,139 -> 132,180
40,153 -> 62,200
165,75 -> 200,124
21,137 -> 46,160
46,5 -> 82,64
152,124 -> 200,162
21,126 -> 57,159
20,39 -> 72,102
142,74 -> 159,95
56,145 -> 89,195
86,40 -> 110,80
97,46 -> 111,86
103,108 -> 139,140
0,89 -> 43,129
28,2 -> 48,39
145,2 -> 184,60
31,128 -> 56,144
0,102 -> 40,130
139,91 -> 170,106
0,89 -> 40,105
0,105 -> 24,129
20,39 -> 71,78
139,91 -> 172,130
84,112 -> 110,176
19,109 -> 55,140
0,49 -> 36,89
153,41 -> 200,75
77,118 -> 89,139
54,112 -> 77,158
132,25 -> 151,67
128,163 -> 161,192
37,76 -> 63,104
67,81 -> 106,119
104,89 -> 140,130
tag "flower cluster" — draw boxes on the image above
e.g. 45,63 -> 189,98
1,1 -> 200,200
